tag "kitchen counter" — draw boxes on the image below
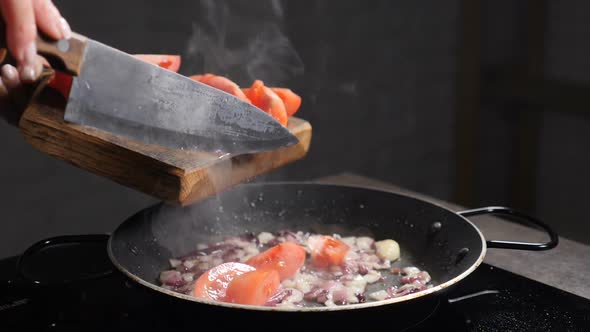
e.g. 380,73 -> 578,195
317,172 -> 590,300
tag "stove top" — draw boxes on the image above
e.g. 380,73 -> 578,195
0,252 -> 588,331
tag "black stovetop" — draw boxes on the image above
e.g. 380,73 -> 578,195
0,253 -> 588,331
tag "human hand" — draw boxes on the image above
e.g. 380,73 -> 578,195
0,0 -> 71,100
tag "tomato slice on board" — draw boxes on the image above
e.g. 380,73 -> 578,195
47,70 -> 74,99
259,86 -> 288,126
133,54 -> 182,72
243,80 -> 288,126
189,73 -> 213,83
245,242 -> 306,281
190,74 -> 251,103
242,86 -> 301,117
192,262 -> 255,301
270,88 -> 301,117
307,235 -> 350,268
224,269 -> 281,306
242,80 -> 264,105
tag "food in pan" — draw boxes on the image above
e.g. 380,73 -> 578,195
159,231 -> 433,307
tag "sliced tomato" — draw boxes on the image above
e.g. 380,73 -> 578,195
189,74 -> 204,82
243,80 -> 288,126
133,54 -> 181,72
224,269 -> 281,306
242,80 -> 264,105
307,235 -> 350,268
270,88 -> 301,116
242,86 -> 301,117
47,70 -> 73,99
190,74 -> 251,103
260,86 -> 288,126
245,242 -> 306,281
190,73 -> 214,83
193,262 -> 255,301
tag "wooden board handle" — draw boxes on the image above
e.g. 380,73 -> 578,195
0,20 -> 87,76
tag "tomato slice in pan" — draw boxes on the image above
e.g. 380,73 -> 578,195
192,262 -> 255,302
224,269 -> 281,305
308,235 -> 350,268
246,242 -> 306,281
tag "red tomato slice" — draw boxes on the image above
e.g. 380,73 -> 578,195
245,242 -> 306,281
224,269 -> 281,306
270,88 -> 301,117
193,262 -> 255,301
190,73 -> 214,83
242,80 -> 264,105
260,86 -> 288,126
47,70 -> 73,99
244,87 -> 301,117
133,54 -> 182,72
190,74 -> 251,103
308,235 -> 350,268
243,80 -> 288,126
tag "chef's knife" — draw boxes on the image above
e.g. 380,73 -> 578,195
0,28 -> 299,154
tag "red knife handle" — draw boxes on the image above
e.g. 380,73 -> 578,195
0,20 -> 87,76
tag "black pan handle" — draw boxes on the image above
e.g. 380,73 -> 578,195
16,234 -> 114,286
457,206 -> 558,251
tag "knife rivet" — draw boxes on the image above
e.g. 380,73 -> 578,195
57,39 -> 70,52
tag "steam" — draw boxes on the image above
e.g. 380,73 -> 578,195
184,0 -> 304,86
182,0 -> 304,199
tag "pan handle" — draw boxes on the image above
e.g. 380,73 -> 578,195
16,234 -> 114,286
457,206 -> 558,251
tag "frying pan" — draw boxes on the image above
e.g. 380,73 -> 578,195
16,182 -> 557,327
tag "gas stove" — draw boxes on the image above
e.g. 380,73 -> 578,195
1,250 -> 588,332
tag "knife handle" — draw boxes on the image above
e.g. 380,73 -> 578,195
0,20 -> 87,76
35,32 -> 88,76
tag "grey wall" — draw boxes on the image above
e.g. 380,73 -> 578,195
536,1 -> 590,243
477,0 -> 590,244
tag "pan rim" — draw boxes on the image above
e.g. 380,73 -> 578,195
108,181 -> 487,312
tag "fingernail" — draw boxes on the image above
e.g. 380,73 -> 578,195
19,42 -> 38,82
58,17 -> 72,40
22,42 -> 37,66
20,65 -> 36,82
2,64 -> 17,81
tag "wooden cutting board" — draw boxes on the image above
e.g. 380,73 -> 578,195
18,88 -> 312,206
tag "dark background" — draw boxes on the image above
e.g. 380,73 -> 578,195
1,0 -> 589,257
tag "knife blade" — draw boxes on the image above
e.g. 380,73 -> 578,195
6,30 -> 300,154
65,40 -> 299,154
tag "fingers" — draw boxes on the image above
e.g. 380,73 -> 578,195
0,65 -> 15,102
2,64 -> 20,89
33,0 -> 71,40
0,0 -> 69,106
0,63 -> 37,124
0,0 -> 39,82
0,64 -> 19,99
